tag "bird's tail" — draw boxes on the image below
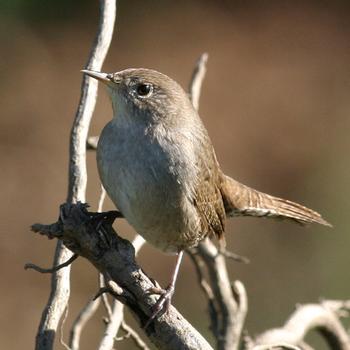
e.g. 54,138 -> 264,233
220,175 -> 331,226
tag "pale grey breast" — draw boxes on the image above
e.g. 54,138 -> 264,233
97,118 -> 203,252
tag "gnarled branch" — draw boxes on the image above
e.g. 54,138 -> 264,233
32,202 -> 213,350
252,301 -> 350,350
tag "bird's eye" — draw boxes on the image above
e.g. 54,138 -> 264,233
136,83 -> 153,97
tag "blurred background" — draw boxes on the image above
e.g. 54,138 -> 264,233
1,0 -> 350,348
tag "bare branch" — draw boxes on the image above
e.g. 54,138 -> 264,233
60,305 -> 70,350
219,249 -> 250,264
99,273 -> 113,320
189,53 -> 208,111
32,202 -> 213,350
298,342 -> 315,350
120,321 -> 151,350
98,297 -> 124,350
231,280 -> 248,346
252,343 -> 302,350
34,1 -> 117,349
97,185 -> 107,213
188,53 -> 247,350
197,239 -> 247,350
187,51 -> 350,350
97,235 -> 146,350
35,242 -> 75,350
132,234 -> 146,252
67,0 -> 116,203
254,301 -> 350,350
69,297 -> 101,350
188,251 -> 220,338
25,254 -> 79,274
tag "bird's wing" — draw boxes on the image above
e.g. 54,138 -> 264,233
193,146 -> 226,240
220,175 -> 331,226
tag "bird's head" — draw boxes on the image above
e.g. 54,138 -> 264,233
82,68 -> 193,126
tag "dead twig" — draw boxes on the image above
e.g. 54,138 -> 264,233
253,301 -> 350,350
25,254 -> 79,274
189,52 -> 208,111
218,249 -> 250,264
97,293 -> 124,350
252,344 -> 302,350
119,321 -> 150,350
69,297 -> 101,350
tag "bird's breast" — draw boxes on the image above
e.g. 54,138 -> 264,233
97,120 -> 201,252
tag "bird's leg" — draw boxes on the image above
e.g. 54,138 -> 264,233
144,251 -> 184,328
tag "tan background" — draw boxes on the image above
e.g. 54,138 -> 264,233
1,0 -> 350,348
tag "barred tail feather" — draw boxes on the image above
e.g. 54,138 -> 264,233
221,175 -> 331,227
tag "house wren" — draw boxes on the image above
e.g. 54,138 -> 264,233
82,68 -> 330,324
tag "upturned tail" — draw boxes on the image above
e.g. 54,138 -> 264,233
220,175 -> 331,226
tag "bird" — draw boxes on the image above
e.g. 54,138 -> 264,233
82,67 -> 331,325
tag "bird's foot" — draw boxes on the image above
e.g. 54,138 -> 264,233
88,210 -> 123,228
144,284 -> 175,329
86,210 -> 123,249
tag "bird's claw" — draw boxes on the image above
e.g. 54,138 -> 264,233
144,284 -> 175,329
88,210 -> 122,229
85,211 -> 123,249
146,286 -> 166,295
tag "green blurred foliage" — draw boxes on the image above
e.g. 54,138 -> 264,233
0,0 -> 89,20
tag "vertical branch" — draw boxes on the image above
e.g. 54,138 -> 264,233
188,54 -> 248,350
35,1 -> 117,349
69,297 -> 101,350
189,52 -> 208,111
67,0 -> 117,203
98,301 -> 124,350
197,240 -> 244,350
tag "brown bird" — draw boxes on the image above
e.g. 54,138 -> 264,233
82,68 -> 331,325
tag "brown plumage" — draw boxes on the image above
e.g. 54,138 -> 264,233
220,175 -> 331,226
192,139 -> 331,247
192,156 -> 331,248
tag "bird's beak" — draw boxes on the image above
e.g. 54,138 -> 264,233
81,69 -> 111,84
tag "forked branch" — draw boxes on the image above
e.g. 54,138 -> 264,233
252,301 -> 350,350
32,202 -> 213,350
33,1 -> 117,349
